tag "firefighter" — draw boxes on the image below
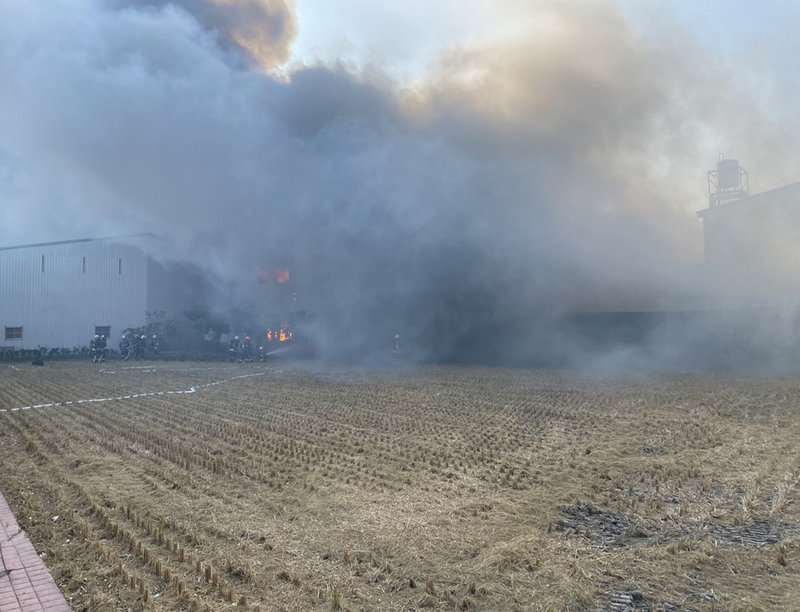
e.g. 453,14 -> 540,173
242,335 -> 253,362
90,334 -> 100,362
98,334 -> 107,363
228,335 -> 240,362
119,332 -> 132,361
134,334 -> 146,359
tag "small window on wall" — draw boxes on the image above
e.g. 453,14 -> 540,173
5,327 -> 23,341
95,326 -> 110,338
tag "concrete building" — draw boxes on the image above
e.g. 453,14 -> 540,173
697,160 -> 800,302
0,234 -> 198,351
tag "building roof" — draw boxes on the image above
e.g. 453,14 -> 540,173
697,181 -> 800,218
0,233 -> 156,251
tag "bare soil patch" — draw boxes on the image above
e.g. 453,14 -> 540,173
1,361 -> 799,610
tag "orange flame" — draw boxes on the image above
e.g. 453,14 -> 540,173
258,268 -> 290,284
266,325 -> 293,343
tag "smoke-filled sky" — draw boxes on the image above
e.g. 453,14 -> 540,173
2,0 -> 800,364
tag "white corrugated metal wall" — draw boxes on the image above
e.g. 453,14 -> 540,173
0,236 -> 150,350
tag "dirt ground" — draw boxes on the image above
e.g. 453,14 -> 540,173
1,360 -> 799,611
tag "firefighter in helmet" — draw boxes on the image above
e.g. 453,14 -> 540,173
242,335 -> 253,362
134,334 -> 145,359
98,334 -> 107,363
119,331 -> 132,361
228,335 -> 240,362
90,334 -> 100,362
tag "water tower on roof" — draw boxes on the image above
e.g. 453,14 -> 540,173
708,155 -> 748,208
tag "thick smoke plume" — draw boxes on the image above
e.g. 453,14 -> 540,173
2,0 -> 800,368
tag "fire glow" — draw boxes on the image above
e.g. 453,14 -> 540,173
258,268 -> 290,284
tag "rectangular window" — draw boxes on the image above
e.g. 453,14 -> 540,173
82,256 -> 86,273
95,326 -> 110,338
119,258 -> 122,275
41,254 -> 45,272
5,327 -> 23,341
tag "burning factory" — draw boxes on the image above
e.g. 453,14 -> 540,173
0,234 -> 206,353
3,159 -> 800,368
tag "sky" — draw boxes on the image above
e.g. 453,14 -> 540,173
1,0 -> 800,366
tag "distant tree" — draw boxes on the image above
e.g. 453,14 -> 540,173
184,305 -> 230,345
145,310 -> 179,338
228,306 -> 259,337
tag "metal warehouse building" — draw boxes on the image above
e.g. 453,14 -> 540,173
0,234 -> 198,351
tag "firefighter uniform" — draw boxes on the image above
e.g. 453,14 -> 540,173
98,334 -> 107,362
228,336 -> 240,362
90,335 -> 99,362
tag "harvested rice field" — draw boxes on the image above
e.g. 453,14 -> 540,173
1,360 -> 800,611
